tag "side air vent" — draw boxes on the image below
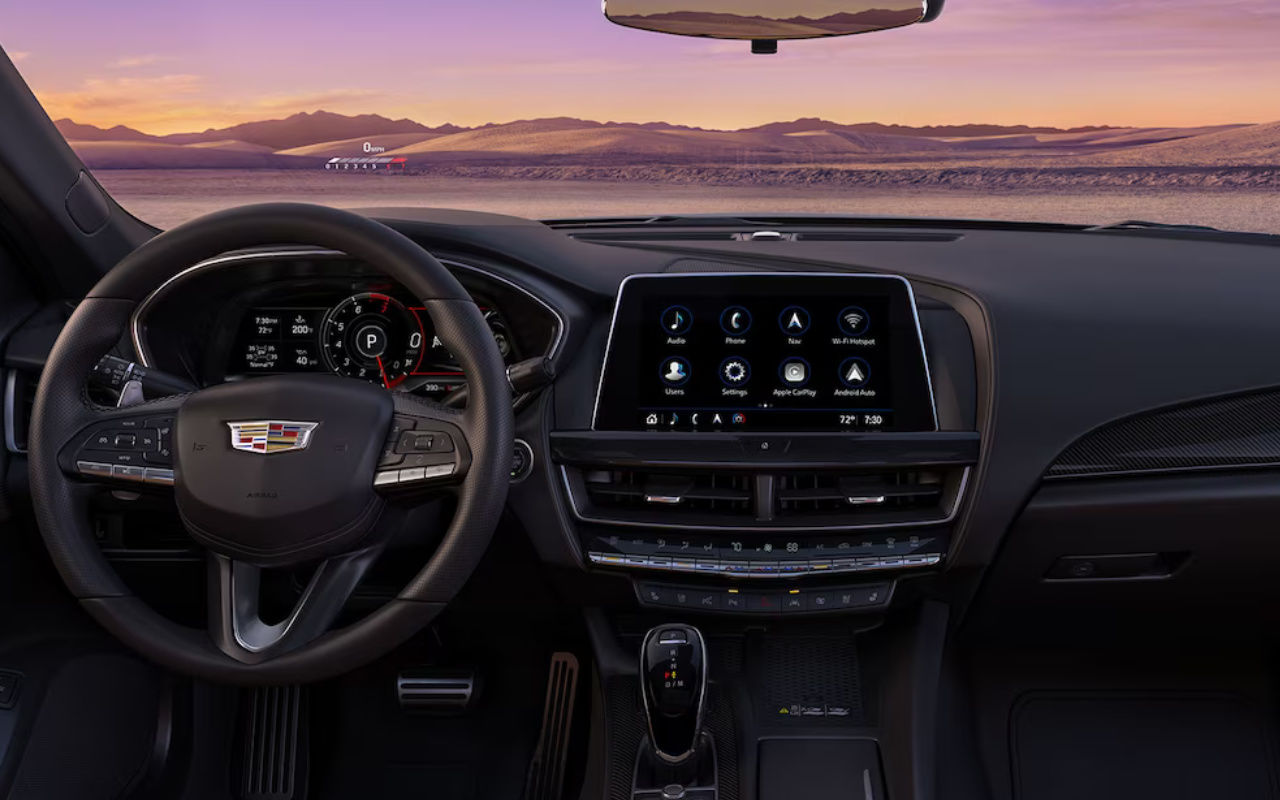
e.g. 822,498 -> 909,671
4,370 -> 35,454
569,465 -> 964,531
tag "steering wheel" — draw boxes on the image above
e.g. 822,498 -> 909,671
28,204 -> 513,684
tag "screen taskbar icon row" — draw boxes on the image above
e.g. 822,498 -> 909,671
638,409 -> 894,431
642,410 -> 749,428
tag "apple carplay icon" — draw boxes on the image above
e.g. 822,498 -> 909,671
780,359 -> 809,386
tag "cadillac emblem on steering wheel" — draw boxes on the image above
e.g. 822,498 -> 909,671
227,420 -> 319,454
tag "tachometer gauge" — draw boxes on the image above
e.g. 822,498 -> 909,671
320,293 -> 424,387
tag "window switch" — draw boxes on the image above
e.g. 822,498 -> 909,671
0,670 -> 21,710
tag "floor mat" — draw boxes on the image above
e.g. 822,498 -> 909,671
1011,693 -> 1277,800
308,631 -> 560,800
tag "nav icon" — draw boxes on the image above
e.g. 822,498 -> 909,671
778,306 -> 810,335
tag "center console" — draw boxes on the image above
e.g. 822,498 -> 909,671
552,272 -> 979,615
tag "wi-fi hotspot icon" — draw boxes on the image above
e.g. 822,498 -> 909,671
839,306 -> 869,334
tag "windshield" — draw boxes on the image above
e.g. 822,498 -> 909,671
3,0 -> 1278,232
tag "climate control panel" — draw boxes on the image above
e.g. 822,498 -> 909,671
585,530 -> 943,578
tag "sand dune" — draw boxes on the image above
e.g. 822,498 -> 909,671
943,125 -> 1248,151
1085,121 -> 1280,165
384,121 -> 955,161
69,141 -> 318,169
185,140 -> 277,153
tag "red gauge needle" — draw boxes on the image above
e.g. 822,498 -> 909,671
376,356 -> 405,389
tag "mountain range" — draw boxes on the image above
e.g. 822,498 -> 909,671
51,110 -> 1277,170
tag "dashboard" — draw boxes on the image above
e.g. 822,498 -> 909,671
22,206 -> 1276,629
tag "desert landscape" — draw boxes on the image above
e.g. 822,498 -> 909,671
59,111 -> 1280,232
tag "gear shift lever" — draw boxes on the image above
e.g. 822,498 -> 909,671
640,624 -> 708,764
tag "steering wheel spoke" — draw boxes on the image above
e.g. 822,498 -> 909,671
373,394 -> 473,497
209,545 -> 383,663
59,394 -> 186,490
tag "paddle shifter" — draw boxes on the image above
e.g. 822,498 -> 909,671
640,624 -> 708,764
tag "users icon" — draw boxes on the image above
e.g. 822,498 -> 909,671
661,357 -> 691,386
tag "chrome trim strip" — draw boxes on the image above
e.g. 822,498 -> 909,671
130,247 -> 566,369
590,551 -> 941,578
589,271 -> 939,431
561,464 -> 970,533
4,371 -> 27,455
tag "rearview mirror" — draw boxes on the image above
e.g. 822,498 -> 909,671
604,0 -> 933,53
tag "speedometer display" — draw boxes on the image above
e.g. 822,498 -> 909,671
320,293 -> 424,387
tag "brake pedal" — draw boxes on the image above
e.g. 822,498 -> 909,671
238,685 -> 307,800
524,652 -> 581,800
396,668 -> 480,714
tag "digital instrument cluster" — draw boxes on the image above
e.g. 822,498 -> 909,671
229,290 -> 514,394
593,273 -> 937,432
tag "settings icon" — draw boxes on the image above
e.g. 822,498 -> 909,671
720,357 -> 751,385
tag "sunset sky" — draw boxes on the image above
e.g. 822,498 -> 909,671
2,0 -> 1277,134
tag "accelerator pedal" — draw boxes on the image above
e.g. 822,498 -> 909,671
524,652 -> 581,800
238,685 -> 307,800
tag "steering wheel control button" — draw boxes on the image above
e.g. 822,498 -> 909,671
837,306 -> 870,336
374,470 -> 401,487
660,305 -> 693,336
660,357 -> 691,387
76,461 -> 113,479
720,357 -> 751,386
778,306 -> 810,336
780,358 -> 810,386
396,430 -> 455,454
113,433 -> 137,449
143,468 -> 175,486
720,306 -> 752,336
111,464 -> 146,482
420,463 -> 456,480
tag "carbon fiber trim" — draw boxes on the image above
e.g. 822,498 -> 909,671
1048,388 -> 1280,478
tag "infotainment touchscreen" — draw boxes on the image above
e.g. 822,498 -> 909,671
592,274 -> 936,432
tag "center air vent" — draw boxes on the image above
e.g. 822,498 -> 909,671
583,469 -> 753,517
570,465 -> 962,531
776,471 -> 944,517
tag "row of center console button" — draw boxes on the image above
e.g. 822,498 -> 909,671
636,581 -> 891,615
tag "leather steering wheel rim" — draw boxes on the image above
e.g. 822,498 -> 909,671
28,203 -> 514,684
